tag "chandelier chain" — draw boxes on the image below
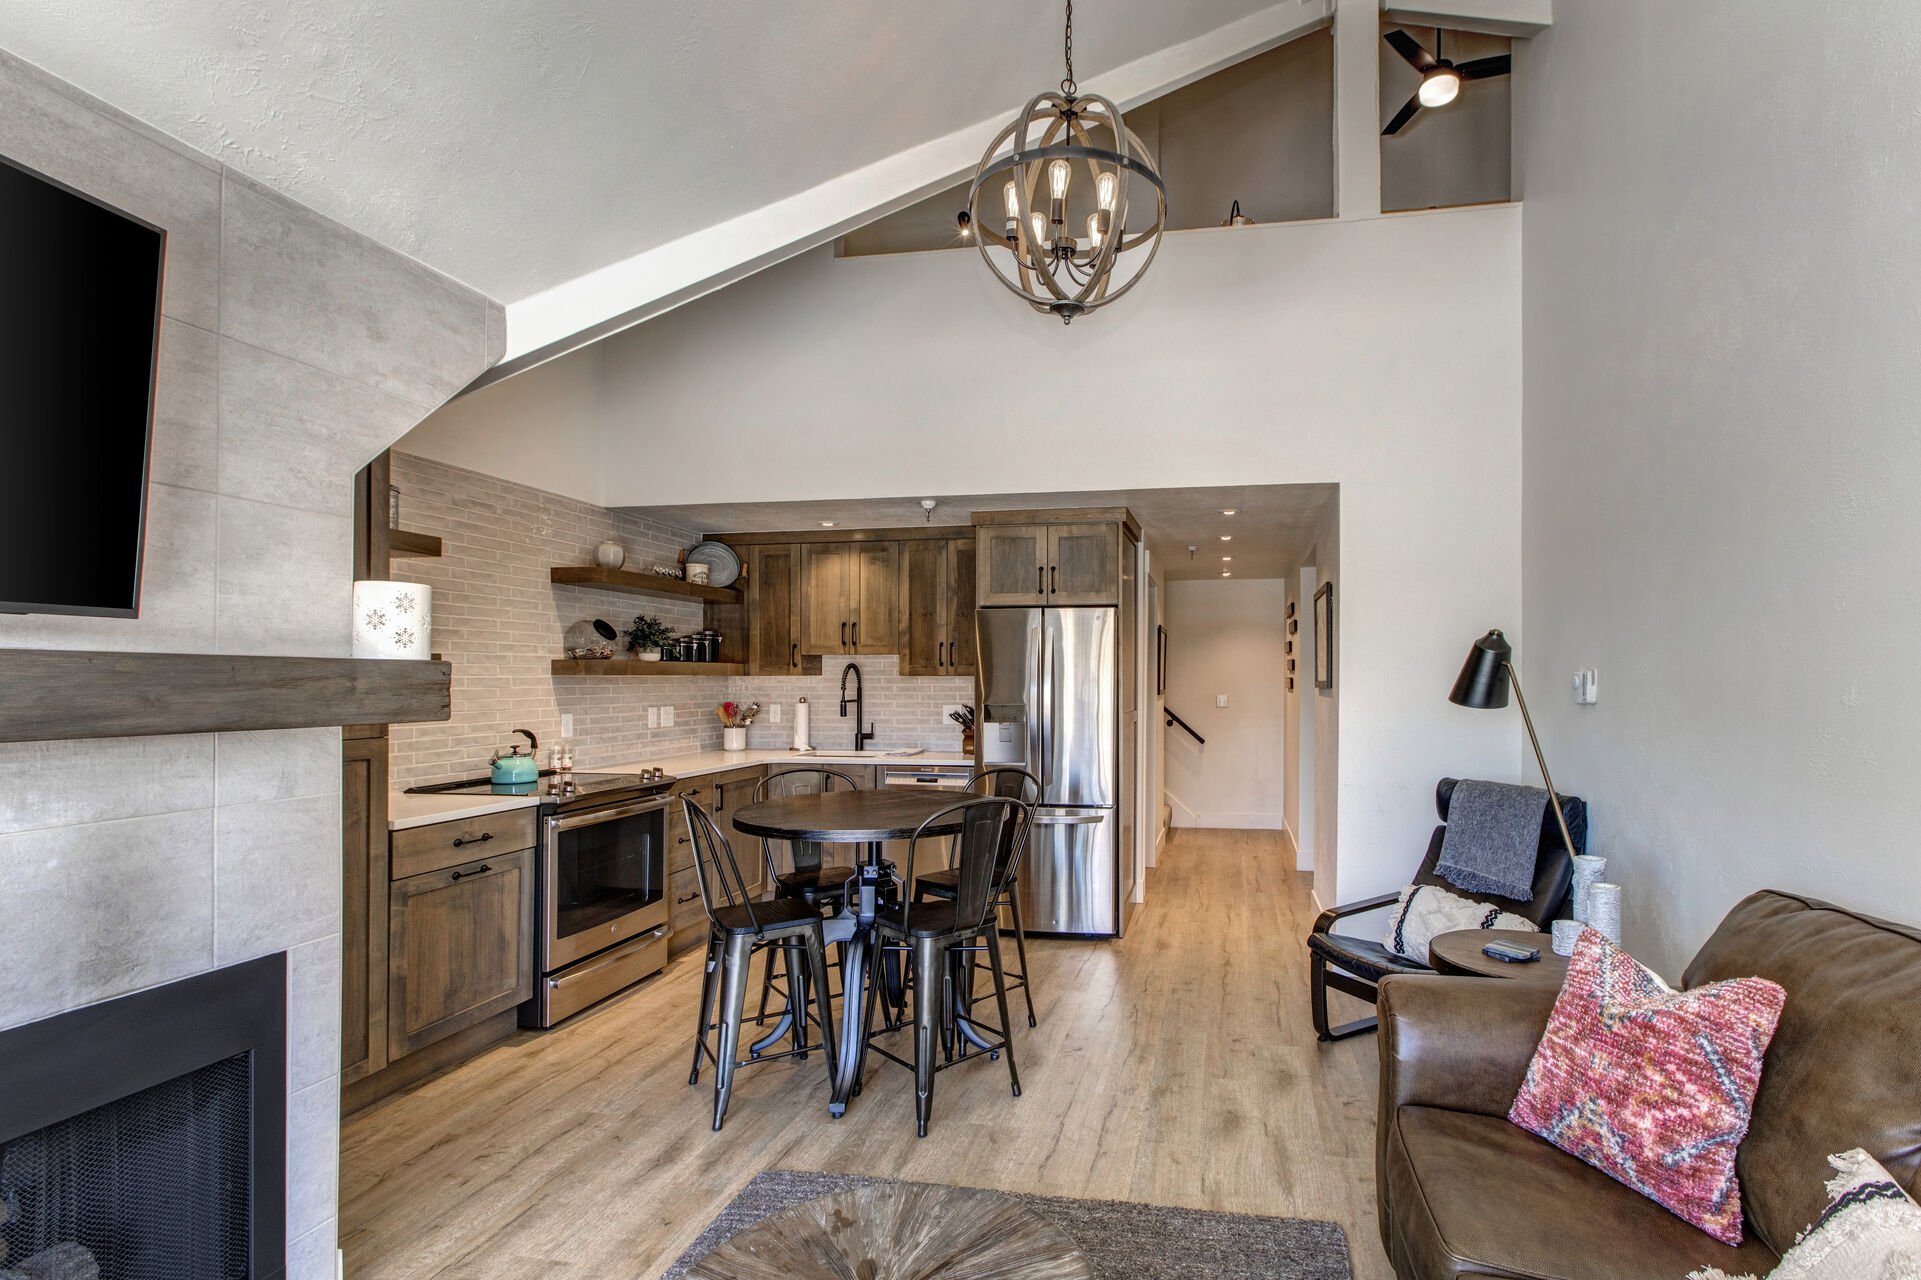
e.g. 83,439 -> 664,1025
1061,0 -> 1076,97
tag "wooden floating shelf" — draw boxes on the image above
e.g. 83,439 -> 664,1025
550,659 -> 745,678
549,565 -> 741,605
0,650 -> 451,743
388,529 -> 443,557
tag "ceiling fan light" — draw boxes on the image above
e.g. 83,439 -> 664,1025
1418,67 -> 1461,108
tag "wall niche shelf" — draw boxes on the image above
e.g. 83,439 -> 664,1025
0,651 -> 451,742
550,659 -> 744,678
549,565 -> 741,605
388,529 -> 443,557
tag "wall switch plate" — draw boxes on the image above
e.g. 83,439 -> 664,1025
1573,670 -> 1599,704
769,703 -> 781,723
1216,694 -> 1229,708
646,706 -> 659,729
661,705 -> 675,727
559,713 -> 574,738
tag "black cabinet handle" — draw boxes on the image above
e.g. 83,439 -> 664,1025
451,863 -> 492,881
1037,566 -> 1044,595
841,621 -> 847,647
1050,565 -> 1058,594
451,832 -> 494,848
937,641 -> 946,667
675,835 -> 689,845
791,642 -> 798,668
676,891 -> 700,905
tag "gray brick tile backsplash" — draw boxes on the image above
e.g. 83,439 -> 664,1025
388,453 -> 973,784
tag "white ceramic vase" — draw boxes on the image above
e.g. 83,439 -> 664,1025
723,727 -> 748,751
595,540 -> 626,569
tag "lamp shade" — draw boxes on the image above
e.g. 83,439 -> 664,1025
1449,629 -> 1512,708
352,581 -> 431,660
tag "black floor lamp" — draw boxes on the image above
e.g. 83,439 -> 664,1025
1449,629 -> 1580,857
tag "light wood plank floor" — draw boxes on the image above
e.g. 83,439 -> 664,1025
340,828 -> 1393,1279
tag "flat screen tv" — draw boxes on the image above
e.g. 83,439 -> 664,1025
0,153 -> 165,617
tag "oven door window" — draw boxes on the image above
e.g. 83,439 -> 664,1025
552,806 -> 665,942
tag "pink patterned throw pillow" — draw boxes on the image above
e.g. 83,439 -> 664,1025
1509,928 -> 1786,1246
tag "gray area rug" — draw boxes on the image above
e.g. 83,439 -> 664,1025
661,1169 -> 1351,1279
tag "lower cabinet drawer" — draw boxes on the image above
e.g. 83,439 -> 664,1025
670,865 -> 705,938
388,849 -> 534,1058
392,809 -> 536,880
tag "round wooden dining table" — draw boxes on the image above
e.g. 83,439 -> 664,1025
730,787 -> 968,1117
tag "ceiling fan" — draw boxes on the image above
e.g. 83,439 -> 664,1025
1381,27 -> 1511,136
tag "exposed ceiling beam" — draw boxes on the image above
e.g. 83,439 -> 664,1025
1381,0 -> 1551,39
470,0 -> 1334,393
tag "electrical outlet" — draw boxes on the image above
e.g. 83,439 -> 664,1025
770,703 -> 782,723
559,713 -> 574,738
1573,670 -> 1600,705
646,705 -> 659,729
1216,694 -> 1229,708
661,705 -> 675,727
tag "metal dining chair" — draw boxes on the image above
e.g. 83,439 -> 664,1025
863,795 -> 1032,1137
682,794 -> 838,1132
752,768 -> 862,1031
912,767 -> 1041,1027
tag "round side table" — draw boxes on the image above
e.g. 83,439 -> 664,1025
687,1183 -> 1093,1280
1428,929 -> 1569,982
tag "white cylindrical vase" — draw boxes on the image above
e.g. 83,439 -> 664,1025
1571,854 -> 1608,923
353,581 -> 431,659
595,540 -> 626,569
1586,882 -> 1623,945
1551,919 -> 1584,958
723,727 -> 748,752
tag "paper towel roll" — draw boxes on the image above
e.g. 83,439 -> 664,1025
792,698 -> 811,750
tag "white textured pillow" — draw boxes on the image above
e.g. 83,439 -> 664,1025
1380,882 -> 1539,965
1689,1149 -> 1921,1280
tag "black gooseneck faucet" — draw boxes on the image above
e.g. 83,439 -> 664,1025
839,662 -> 875,752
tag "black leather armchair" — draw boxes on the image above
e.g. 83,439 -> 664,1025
1308,778 -> 1587,1041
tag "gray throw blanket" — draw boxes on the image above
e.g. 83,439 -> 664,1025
1436,780 -> 1548,901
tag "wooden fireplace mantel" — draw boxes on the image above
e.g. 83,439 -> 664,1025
0,649 -> 451,743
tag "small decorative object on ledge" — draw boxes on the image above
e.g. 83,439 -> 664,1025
594,539 -> 626,569
352,581 -> 431,659
564,618 -> 619,659
1221,199 -> 1254,227
1552,918 -> 1583,957
1571,853 -> 1608,922
1586,882 -> 1623,944
625,613 -> 674,660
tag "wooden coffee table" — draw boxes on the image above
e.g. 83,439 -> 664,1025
1429,928 -> 1569,982
687,1183 -> 1093,1280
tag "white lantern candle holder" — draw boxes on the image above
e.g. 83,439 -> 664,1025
353,581 -> 431,660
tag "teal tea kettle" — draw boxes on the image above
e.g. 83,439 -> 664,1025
490,728 -> 540,784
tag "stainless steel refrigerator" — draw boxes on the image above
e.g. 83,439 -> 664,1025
976,606 -> 1122,936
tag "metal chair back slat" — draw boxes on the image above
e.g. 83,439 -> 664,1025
900,796 -> 1032,938
682,792 -> 766,934
756,767 -> 861,880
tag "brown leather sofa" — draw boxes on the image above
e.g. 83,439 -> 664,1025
1374,890 -> 1921,1278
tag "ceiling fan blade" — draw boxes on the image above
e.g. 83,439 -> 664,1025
1384,29 -> 1438,72
1382,94 -> 1422,137
1457,54 -> 1513,81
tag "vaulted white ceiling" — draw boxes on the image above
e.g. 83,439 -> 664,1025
0,0 -> 1332,365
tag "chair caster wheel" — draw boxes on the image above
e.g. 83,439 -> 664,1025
989,1050 -> 1000,1061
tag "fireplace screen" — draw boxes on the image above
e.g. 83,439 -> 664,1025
1,1052 -> 253,1279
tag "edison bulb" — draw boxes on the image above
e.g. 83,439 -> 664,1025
1086,213 -> 1103,250
1418,68 -> 1461,108
1048,159 -> 1071,199
1030,212 -> 1048,246
1002,180 -> 1020,218
1096,171 -> 1117,211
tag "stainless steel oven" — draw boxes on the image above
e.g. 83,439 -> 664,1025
529,785 -> 674,1027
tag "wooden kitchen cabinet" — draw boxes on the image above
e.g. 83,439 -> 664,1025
899,537 -> 978,676
341,733 -> 389,1083
387,848 -> 535,1058
800,541 -> 898,655
744,544 -> 820,676
667,779 -> 713,954
1047,523 -> 1121,604
976,524 -> 1049,605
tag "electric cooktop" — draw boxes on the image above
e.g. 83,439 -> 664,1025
405,770 -> 677,810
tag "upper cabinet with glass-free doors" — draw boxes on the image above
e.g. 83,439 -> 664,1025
975,511 -> 1137,608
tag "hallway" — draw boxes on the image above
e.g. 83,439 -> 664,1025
340,828 -> 1391,1279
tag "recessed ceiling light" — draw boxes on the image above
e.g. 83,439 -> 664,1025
1222,571 -> 1232,578
1221,508 -> 1237,516
1220,534 -> 1233,542
820,520 -> 837,528
1221,556 -> 1233,562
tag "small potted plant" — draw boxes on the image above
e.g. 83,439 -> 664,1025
624,614 -> 674,661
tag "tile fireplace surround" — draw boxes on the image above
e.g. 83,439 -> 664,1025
0,49 -> 501,1278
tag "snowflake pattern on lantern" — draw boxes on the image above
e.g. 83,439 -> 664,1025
393,628 -> 415,648
394,592 -> 416,614
364,609 -> 388,630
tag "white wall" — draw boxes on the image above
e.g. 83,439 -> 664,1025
1306,496 -> 1341,905
409,205 -> 1526,907
1164,579 -> 1289,828
1518,3 -> 1921,974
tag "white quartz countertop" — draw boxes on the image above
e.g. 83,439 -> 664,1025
388,746 -> 974,830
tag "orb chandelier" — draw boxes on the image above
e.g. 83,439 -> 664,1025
958,1 -> 1166,324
